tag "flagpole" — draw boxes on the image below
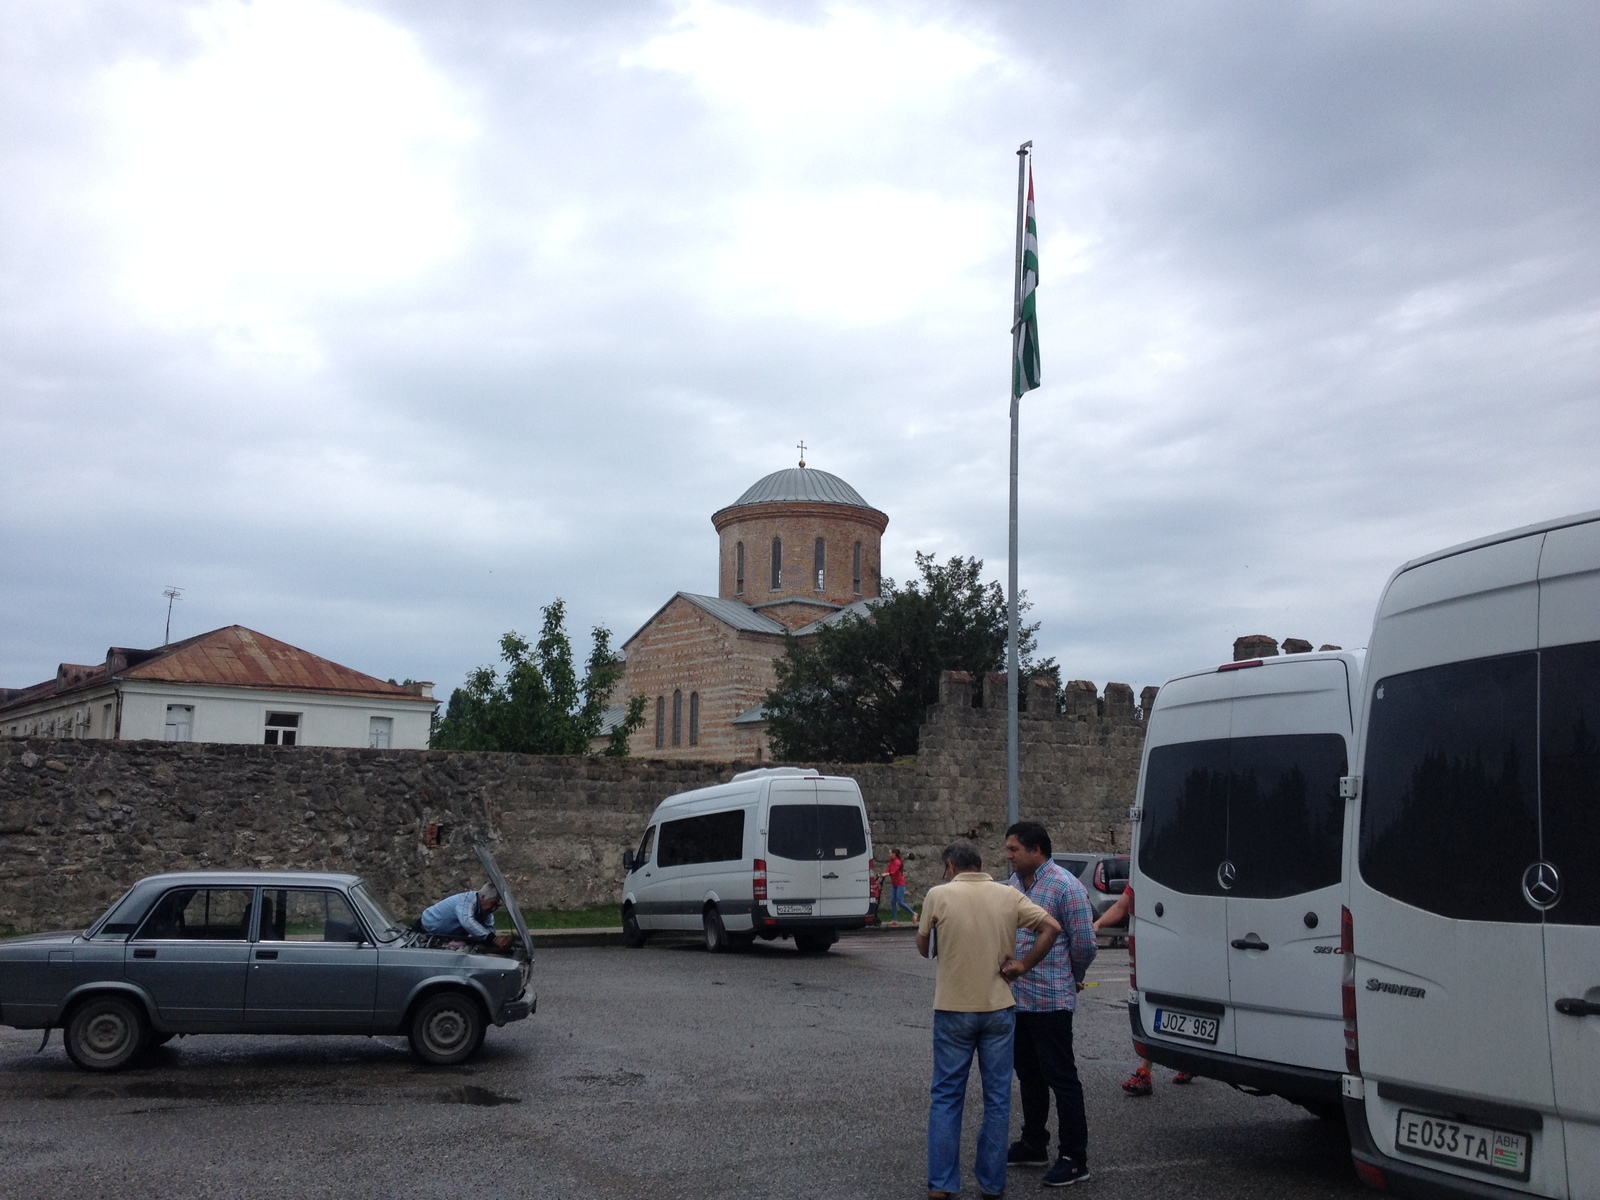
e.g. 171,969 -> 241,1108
1007,140 -> 1031,829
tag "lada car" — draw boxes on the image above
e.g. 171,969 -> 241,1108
0,845 -> 535,1072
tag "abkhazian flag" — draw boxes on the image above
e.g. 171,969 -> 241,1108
1013,164 -> 1040,399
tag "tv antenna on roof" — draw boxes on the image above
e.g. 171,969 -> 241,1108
162,586 -> 183,645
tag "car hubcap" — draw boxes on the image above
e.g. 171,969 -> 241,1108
427,1009 -> 467,1051
85,1012 -> 129,1057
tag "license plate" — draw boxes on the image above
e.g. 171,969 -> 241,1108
1152,1008 -> 1219,1044
1395,1110 -> 1529,1179
776,903 -> 813,915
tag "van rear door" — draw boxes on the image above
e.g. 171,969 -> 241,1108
1221,660 -> 1351,1069
1539,523 -> 1600,1189
814,780 -> 871,919
1135,688 -> 1235,1057
764,779 -> 823,918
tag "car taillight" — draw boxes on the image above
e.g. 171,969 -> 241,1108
1094,862 -> 1110,893
753,858 -> 768,903
1342,904 -> 1359,1074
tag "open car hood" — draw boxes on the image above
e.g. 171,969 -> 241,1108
475,843 -> 534,962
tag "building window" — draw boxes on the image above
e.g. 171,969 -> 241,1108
264,711 -> 300,746
770,537 -> 782,590
672,689 -> 683,747
814,538 -> 826,591
164,705 -> 193,742
689,692 -> 700,746
101,703 -> 115,739
853,542 -> 862,594
655,696 -> 666,749
368,716 -> 393,749
735,542 -> 745,595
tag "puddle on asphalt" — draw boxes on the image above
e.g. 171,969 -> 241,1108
438,1085 -> 520,1107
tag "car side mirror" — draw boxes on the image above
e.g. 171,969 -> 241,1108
623,849 -> 636,872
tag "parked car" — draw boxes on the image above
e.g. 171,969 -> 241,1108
1052,852 -> 1130,943
621,766 -> 874,953
1129,648 -> 1364,1120
0,845 -> 535,1073
1343,510 -> 1600,1198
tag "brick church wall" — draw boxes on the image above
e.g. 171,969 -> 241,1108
0,677 -> 1148,932
713,500 -> 886,617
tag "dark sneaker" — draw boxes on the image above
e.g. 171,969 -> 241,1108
1008,1140 -> 1050,1166
1042,1156 -> 1091,1187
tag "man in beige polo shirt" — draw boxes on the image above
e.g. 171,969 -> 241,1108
917,839 -> 1061,1200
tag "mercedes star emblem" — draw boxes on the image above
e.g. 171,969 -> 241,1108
1217,860 -> 1237,891
1522,861 -> 1561,911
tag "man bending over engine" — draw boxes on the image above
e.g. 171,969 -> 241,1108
420,884 -> 506,946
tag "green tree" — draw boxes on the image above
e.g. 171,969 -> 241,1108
764,553 -> 1057,763
431,599 -> 647,756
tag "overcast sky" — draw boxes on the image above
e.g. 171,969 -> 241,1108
3,0 -> 1597,707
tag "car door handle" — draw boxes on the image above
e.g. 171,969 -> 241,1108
132,948 -> 156,959
1555,998 -> 1600,1017
1230,937 -> 1269,951
255,950 -> 279,960
822,872 -> 839,879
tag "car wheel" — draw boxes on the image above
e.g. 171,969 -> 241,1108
794,932 -> 834,954
65,995 -> 146,1072
702,907 -> 728,953
622,905 -> 648,949
408,992 -> 486,1066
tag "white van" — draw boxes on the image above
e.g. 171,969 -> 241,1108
1342,511 -> 1600,1198
620,767 -> 874,953
1129,648 -> 1364,1118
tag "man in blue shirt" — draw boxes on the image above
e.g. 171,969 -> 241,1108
420,884 -> 502,944
1004,821 -> 1098,1188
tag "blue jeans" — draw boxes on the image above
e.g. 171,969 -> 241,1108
928,1007 -> 1015,1196
888,884 -> 914,921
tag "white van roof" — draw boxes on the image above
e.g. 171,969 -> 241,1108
1158,647 -> 1365,692
1392,508 -> 1600,575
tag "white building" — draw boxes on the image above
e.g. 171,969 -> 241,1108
0,626 -> 435,750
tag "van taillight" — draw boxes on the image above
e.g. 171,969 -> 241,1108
1341,904 -> 1359,1074
1128,932 -> 1137,992
753,858 -> 768,903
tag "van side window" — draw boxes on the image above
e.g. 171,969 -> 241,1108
1360,653 -> 1540,923
658,810 -> 746,867
1540,640 -> 1600,927
768,804 -> 867,861
633,826 -> 657,870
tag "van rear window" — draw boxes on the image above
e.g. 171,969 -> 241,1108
659,810 -> 746,867
1360,653 -> 1539,924
769,804 -> 867,861
1139,734 -> 1346,898
1543,640 -> 1600,927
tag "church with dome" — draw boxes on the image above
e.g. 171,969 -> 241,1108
610,459 -> 888,761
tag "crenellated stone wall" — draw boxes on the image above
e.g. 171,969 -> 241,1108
0,675 -> 1149,933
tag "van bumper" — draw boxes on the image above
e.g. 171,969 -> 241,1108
1127,1002 -> 1341,1107
753,914 -> 867,935
1343,1095 -> 1528,1198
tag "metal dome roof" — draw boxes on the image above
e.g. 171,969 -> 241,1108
729,467 -> 873,509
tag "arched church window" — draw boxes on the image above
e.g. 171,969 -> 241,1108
770,538 -> 782,590
735,542 -> 745,595
853,542 -> 862,594
671,689 -> 683,747
814,538 -> 825,591
655,696 -> 665,749
689,692 -> 700,746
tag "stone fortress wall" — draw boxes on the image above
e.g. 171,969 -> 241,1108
0,673 -> 1154,934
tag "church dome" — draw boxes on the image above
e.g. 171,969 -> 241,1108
729,467 -> 873,510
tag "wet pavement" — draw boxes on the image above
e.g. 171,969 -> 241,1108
0,939 -> 1364,1199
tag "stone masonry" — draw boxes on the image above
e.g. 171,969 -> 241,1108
0,674 -> 1149,934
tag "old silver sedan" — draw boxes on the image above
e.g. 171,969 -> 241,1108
0,849 -> 535,1072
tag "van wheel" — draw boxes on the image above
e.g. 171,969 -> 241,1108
65,996 -> 146,1072
702,907 -> 729,953
794,931 -> 834,954
408,992 -> 486,1066
622,905 -> 648,948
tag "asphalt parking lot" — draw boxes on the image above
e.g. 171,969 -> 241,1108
0,937 -> 1364,1199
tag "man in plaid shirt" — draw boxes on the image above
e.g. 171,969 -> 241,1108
1003,821 -> 1098,1187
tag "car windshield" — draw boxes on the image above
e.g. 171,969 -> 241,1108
349,882 -> 408,942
